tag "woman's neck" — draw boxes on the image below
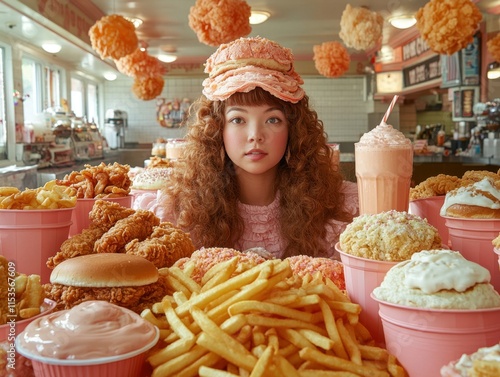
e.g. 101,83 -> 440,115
235,168 -> 277,206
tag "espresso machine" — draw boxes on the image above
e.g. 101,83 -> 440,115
104,109 -> 128,149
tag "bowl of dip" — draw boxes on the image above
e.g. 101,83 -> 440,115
15,300 -> 159,377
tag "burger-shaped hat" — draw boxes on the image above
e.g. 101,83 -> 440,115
202,36 -> 305,103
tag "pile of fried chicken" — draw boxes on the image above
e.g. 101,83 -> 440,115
47,200 -> 195,269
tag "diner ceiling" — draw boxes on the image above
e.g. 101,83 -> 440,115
0,0 -> 498,79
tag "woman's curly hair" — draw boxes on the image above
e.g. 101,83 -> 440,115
164,88 -> 352,257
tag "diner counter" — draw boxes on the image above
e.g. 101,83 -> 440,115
4,146 -> 499,189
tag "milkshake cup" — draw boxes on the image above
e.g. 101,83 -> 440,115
355,122 -> 413,215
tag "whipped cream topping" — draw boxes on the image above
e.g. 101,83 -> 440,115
453,344 -> 500,375
18,301 -> 157,359
358,122 -> 412,146
440,177 -> 500,216
404,250 -> 491,294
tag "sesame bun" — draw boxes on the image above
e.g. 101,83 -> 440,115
202,36 -> 305,103
50,253 -> 158,287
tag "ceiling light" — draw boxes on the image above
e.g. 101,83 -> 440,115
42,43 -> 62,54
125,16 -> 143,28
104,72 -> 117,81
487,62 -> 500,80
250,11 -> 270,25
158,54 -> 177,63
388,15 -> 416,29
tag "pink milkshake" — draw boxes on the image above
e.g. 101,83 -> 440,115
355,122 -> 413,215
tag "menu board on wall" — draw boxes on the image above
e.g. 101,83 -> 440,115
403,55 -> 440,88
441,33 -> 481,88
461,33 -> 481,86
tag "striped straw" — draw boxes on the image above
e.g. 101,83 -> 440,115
382,95 -> 399,124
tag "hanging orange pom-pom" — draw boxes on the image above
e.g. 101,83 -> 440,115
115,49 -> 166,78
132,75 -> 165,101
188,0 -> 251,47
487,34 -> 500,62
339,5 -> 383,51
89,14 -> 138,60
415,0 -> 482,55
313,42 -> 351,78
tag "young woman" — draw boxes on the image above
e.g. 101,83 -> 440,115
151,36 -> 359,258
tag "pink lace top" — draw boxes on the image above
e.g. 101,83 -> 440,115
142,181 -> 359,259
234,181 -> 358,259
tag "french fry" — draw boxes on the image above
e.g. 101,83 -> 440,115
298,371 -> 361,377
299,348 -> 390,377
228,300 -> 314,323
199,366 -> 240,377
191,307 -> 257,370
169,266 -> 201,294
336,319 -> 362,365
142,257 -> 407,377
249,346 -> 274,377
175,260 -> 277,316
162,300 -> 195,341
297,329 -> 335,351
152,344 -> 208,377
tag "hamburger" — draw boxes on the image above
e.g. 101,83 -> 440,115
202,36 -> 305,103
44,253 -> 169,313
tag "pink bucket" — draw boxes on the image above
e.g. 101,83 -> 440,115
335,243 -> 397,346
0,208 -> 73,283
69,196 -> 133,237
409,196 -> 448,246
371,294 -> 500,376
443,216 -> 500,292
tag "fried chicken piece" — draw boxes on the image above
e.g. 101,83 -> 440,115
94,210 -> 160,253
410,174 -> 461,200
46,225 -> 108,269
88,199 -> 135,229
125,222 -> 195,268
460,170 -> 500,188
43,275 -> 169,313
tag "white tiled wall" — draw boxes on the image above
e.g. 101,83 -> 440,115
103,75 -> 371,144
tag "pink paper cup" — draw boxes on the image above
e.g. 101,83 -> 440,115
371,294 -> 500,376
409,196 -> 448,245
15,326 -> 159,377
0,208 -> 73,283
69,195 -> 133,237
335,243 -> 397,345
443,216 -> 500,292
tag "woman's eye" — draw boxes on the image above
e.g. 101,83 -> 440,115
228,117 -> 244,124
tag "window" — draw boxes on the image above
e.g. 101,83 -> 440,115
22,57 -> 62,123
71,76 -> 99,123
70,77 -> 83,117
0,46 -> 6,160
87,83 -> 98,124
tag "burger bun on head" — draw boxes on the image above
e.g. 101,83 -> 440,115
50,253 -> 158,288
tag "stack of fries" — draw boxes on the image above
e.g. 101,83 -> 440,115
0,181 -> 76,209
141,257 -> 407,377
0,256 -> 45,324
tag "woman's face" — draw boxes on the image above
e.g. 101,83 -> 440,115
223,104 -> 289,176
